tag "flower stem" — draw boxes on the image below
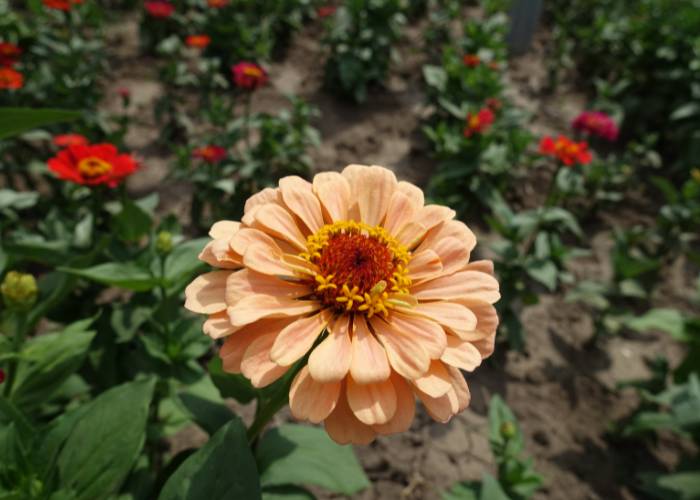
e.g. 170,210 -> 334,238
3,313 -> 28,398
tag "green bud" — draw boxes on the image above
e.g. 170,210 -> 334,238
1,271 -> 38,311
156,231 -> 174,255
500,421 -> 517,439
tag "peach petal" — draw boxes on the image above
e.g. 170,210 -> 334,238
203,311 -> 238,339
254,204 -> 307,251
420,219 -> 476,255
342,164 -> 397,226
452,299 -> 499,341
324,384 -> 376,445
199,240 -> 241,269
289,366 -> 341,424
372,374 -> 415,435
279,176 -> 324,233
407,301 -> 478,339
412,360 -> 452,397
447,366 -> 471,411
312,171 -> 351,222
230,227 -> 281,256
384,192 -> 418,236
412,205 -> 455,233
389,312 -> 446,359
243,244 -> 292,277
441,335 -> 482,371
308,315 -> 352,382
396,180 -> 424,210
227,295 -> 319,328
395,222 -> 427,249
407,249 -> 443,281
412,271 -> 500,304
415,385 -> 459,423
464,259 -> 494,275
347,376 -> 397,425
371,316 -> 430,379
209,220 -> 240,239
472,331 -> 496,359
184,271 -> 230,314
225,269 -> 309,304
350,316 -> 391,384
270,310 -> 332,366
243,187 -> 280,215
430,236 -> 470,276
219,318 -> 292,372
240,331 -> 289,388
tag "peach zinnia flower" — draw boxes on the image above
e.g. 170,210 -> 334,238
185,165 -> 500,444
0,67 -> 23,90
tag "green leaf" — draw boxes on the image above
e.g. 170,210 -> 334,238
158,417 -> 261,500
0,107 -> 82,140
480,474 -> 510,500
176,392 -> 234,436
164,238 -> 209,292
262,486 -> 315,500
59,262 -> 158,291
525,259 -> 558,291
423,65 -> 447,91
0,189 -> 39,211
625,309 -> 687,340
58,378 -> 155,500
113,200 -> 152,242
640,471 -> 700,500
256,424 -> 369,495
11,326 -> 96,411
208,357 -> 256,404
443,481 -> 480,500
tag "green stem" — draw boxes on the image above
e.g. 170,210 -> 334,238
3,313 -> 28,398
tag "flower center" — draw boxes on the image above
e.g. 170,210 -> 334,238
242,66 -> 263,78
301,221 -> 411,317
78,157 -> 112,177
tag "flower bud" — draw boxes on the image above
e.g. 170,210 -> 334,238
500,421 -> 517,439
156,231 -> 174,255
1,271 -> 38,310
691,168 -> 700,183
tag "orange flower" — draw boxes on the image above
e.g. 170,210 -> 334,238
231,61 -> 268,91
53,134 -> 89,147
463,54 -> 480,67
186,34 -> 211,49
0,42 -> 22,67
539,135 -> 592,166
464,107 -> 495,137
193,145 -> 226,164
185,165 -> 500,444
207,0 -> 228,7
0,67 -> 23,89
47,143 -> 138,187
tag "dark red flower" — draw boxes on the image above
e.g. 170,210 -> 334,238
117,87 -> 131,98
53,134 -> 89,147
572,111 -> 618,142
464,107 -> 495,137
0,68 -> 23,89
0,42 -> 22,67
539,135 -> 592,166
0,368 -> 5,384
48,143 -> 139,187
231,62 -> 268,91
317,5 -> 337,18
43,0 -> 82,10
145,1 -> 174,18
463,54 -> 480,67
193,145 -> 227,164
485,97 -> 501,112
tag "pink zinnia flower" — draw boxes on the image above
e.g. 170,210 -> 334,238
231,62 -> 268,91
184,165 -> 500,445
572,111 -> 618,142
145,1 -> 174,18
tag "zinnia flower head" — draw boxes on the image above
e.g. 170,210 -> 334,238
117,87 -> 131,98
0,42 -> 22,67
185,34 -> 211,49
464,107 -> 495,137
42,0 -> 82,10
485,97 -> 501,112
53,134 -> 89,147
47,143 -> 139,187
463,54 -> 480,67
572,110 -> 618,142
193,145 -> 227,164
539,135 -> 592,166
145,0 -> 174,18
231,62 -> 268,91
0,368 -> 5,384
185,165 -> 500,445
317,5 -> 337,18
0,67 -> 23,90
207,0 -> 229,8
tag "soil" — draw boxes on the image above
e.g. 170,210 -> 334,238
100,8 -> 696,500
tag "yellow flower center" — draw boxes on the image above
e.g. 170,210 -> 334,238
77,157 -> 112,177
242,66 -> 263,78
300,221 -> 412,318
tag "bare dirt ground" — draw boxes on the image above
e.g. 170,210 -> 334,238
103,11 -> 694,500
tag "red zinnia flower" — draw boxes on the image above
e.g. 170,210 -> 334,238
0,68 -> 23,90
48,143 -> 139,187
464,108 -> 495,137
231,62 -> 268,91
117,87 -> 131,98
145,1 -> 174,18
463,54 -> 480,67
317,5 -> 337,18
186,35 -> 211,49
539,135 -> 592,166
572,110 -> 618,142
0,42 -> 22,67
43,0 -> 82,10
207,0 -> 228,8
193,145 -> 227,164
485,98 -> 501,112
53,134 -> 89,147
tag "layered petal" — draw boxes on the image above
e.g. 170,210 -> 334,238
289,366 -> 341,423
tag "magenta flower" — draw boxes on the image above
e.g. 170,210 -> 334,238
572,111 -> 618,142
